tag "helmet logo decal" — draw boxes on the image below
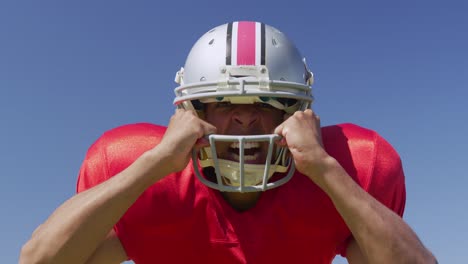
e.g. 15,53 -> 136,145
225,21 -> 266,66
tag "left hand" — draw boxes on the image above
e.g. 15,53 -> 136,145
274,109 -> 331,181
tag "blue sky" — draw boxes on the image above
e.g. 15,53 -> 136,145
1,1 -> 466,263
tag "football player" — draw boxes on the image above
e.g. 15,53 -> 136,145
21,21 -> 436,264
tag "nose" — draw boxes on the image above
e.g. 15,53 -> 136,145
232,105 -> 259,128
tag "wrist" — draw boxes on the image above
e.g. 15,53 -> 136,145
304,155 -> 341,184
142,147 -> 177,181
307,156 -> 353,197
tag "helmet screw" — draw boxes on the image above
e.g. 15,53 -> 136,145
221,68 -> 226,74
260,68 -> 267,74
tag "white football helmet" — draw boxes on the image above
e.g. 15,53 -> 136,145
173,21 -> 314,192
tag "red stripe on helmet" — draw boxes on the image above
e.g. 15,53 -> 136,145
236,21 -> 256,65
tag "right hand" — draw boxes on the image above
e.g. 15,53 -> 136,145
157,108 -> 217,173
274,109 -> 329,182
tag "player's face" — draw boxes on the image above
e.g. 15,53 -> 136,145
204,102 -> 284,164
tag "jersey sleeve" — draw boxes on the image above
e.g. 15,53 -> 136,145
367,132 -> 406,217
74,123 -> 166,261
337,129 -> 406,257
76,135 -> 110,193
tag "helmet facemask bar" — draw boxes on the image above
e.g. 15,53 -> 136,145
191,134 -> 296,192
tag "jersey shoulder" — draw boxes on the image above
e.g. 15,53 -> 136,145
99,122 -> 167,144
76,123 -> 167,192
322,123 -> 404,189
322,123 -> 406,217
322,123 -> 377,143
322,122 -> 399,159
91,122 -> 166,155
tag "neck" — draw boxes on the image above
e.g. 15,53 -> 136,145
221,191 -> 262,212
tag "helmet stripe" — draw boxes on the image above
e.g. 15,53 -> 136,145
225,22 -> 233,65
260,23 -> 266,65
255,22 -> 262,65
231,22 -> 239,65
236,21 -> 256,65
225,21 -> 266,66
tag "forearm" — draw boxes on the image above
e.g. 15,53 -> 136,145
313,157 -> 436,264
20,148 -> 170,264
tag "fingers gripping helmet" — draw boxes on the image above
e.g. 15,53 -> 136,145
174,21 -> 314,192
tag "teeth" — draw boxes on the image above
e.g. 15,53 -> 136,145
230,142 -> 260,149
231,153 -> 259,161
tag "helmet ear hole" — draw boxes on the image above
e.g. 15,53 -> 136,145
191,100 -> 205,111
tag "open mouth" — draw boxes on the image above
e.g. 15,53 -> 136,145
226,141 -> 265,163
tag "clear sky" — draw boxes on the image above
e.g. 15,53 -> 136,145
1,1 -> 466,263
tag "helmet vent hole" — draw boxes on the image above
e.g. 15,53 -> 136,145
209,39 -> 215,45
272,38 -> 278,47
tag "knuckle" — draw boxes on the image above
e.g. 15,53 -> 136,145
293,111 -> 303,117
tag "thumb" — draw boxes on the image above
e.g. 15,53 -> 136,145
194,136 -> 210,150
194,120 -> 217,150
274,124 -> 288,147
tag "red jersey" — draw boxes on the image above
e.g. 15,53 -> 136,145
76,123 -> 405,264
